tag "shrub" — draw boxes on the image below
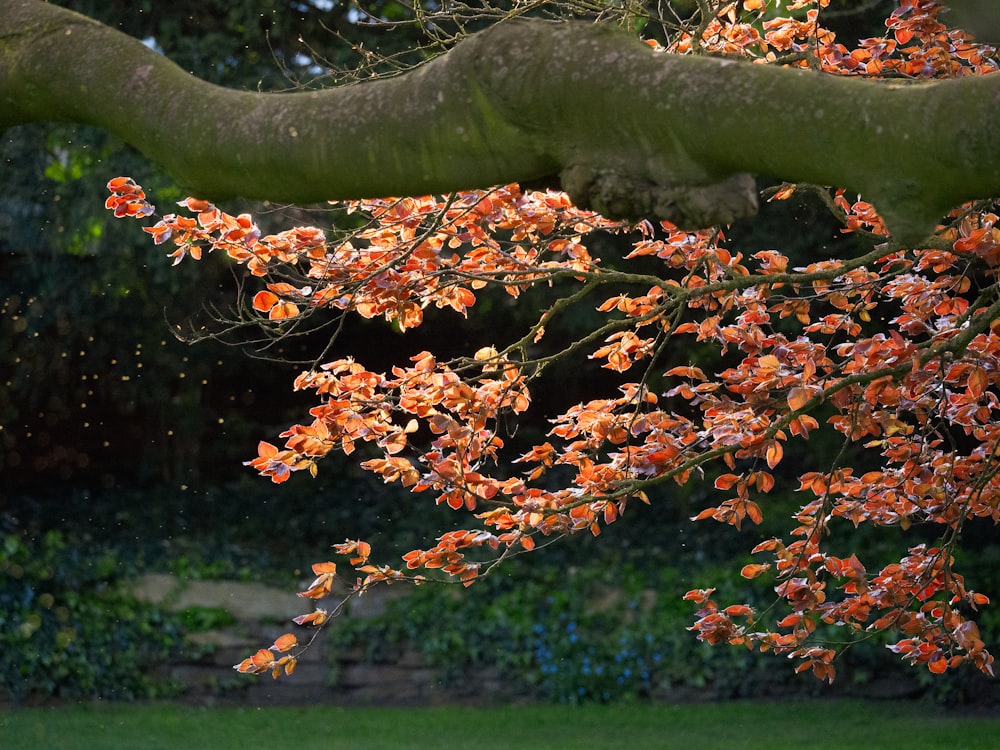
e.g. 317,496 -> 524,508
0,530 -> 184,703
330,556 -> 798,703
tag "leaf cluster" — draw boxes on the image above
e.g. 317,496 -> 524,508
98,0 -> 1000,687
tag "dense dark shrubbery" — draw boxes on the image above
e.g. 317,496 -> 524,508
6,474 -> 1000,705
330,536 -> 1000,705
5,468 -> 455,587
0,529 -> 184,703
329,555 -> 802,703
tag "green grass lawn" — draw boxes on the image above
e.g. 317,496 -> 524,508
1,699 -> 997,750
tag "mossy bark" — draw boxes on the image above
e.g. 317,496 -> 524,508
2,0 -> 999,243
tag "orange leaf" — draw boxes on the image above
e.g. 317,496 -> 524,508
928,655 -> 949,674
272,633 -> 298,652
180,197 -> 212,212
741,563 -> 768,579
765,441 -> 783,469
665,365 -> 707,380
968,367 -> 988,398
252,290 -> 279,312
786,386 -> 813,412
683,588 -> 715,603
768,183 -> 796,202
691,507 -> 718,521
714,473 -> 740,490
269,301 -> 300,320
251,648 -> 274,667
107,176 -> 134,191
257,441 -> 278,459
293,609 -> 329,626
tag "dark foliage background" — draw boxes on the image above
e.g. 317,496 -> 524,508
1,0 -> 997,703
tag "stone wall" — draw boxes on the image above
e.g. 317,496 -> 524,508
132,573 -> 513,707
132,573 -> 992,708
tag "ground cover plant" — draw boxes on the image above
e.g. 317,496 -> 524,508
0,529 -> 185,703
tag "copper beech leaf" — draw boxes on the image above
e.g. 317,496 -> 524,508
786,386 -> 813,412
252,290 -> 279,312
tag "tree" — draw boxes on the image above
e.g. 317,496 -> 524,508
5,0 -> 1000,684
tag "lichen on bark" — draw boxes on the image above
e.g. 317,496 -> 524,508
560,164 -> 758,228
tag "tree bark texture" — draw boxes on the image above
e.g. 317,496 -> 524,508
2,0 -> 999,243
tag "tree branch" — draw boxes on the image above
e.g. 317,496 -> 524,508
3,0 -> 999,243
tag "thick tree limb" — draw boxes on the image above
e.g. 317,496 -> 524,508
945,0 -> 1000,44
2,0 -> 999,243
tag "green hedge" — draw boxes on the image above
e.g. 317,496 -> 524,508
0,530 -> 184,703
330,548 -> 1000,704
5,478 -> 999,705
330,557 -> 805,703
